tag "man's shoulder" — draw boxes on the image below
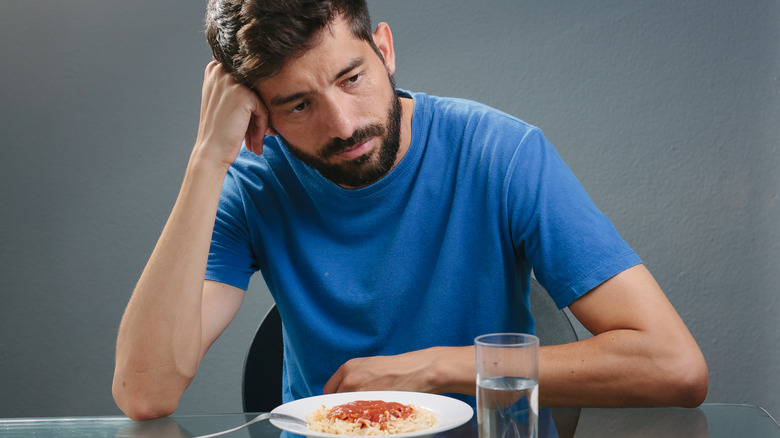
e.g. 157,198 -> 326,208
408,90 -> 538,137
406,90 -> 543,157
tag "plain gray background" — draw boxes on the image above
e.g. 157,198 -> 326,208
1,0 -> 778,422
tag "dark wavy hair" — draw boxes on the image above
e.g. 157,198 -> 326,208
205,0 -> 375,86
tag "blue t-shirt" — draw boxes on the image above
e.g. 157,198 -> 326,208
206,90 -> 641,404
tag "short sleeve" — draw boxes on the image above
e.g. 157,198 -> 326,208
507,129 -> 641,308
205,169 -> 259,291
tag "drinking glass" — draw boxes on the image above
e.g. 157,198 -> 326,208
476,333 -> 539,438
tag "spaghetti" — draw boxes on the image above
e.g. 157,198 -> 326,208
307,400 -> 437,435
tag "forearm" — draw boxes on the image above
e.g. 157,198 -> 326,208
427,332 -> 705,409
113,151 -> 229,420
325,326 -> 705,410
539,330 -> 705,408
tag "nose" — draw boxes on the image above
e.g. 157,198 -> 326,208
322,92 -> 358,140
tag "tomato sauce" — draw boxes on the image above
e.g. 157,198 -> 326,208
327,400 -> 415,430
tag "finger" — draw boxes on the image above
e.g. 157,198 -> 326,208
323,366 -> 345,394
244,133 -> 255,155
245,116 -> 264,155
252,91 -> 277,138
243,89 -> 270,155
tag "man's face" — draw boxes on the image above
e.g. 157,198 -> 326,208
255,17 -> 402,188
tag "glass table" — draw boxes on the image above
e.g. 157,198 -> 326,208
573,404 -> 779,438
0,404 -> 777,438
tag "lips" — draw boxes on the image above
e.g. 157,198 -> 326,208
334,138 -> 373,161
321,123 -> 385,162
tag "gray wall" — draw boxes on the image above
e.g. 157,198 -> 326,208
1,0 -> 777,421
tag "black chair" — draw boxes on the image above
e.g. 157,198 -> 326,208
243,303 -> 284,413
242,278 -> 580,437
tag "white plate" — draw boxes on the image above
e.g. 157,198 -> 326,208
270,391 -> 474,437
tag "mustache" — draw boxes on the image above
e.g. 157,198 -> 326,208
320,124 -> 385,158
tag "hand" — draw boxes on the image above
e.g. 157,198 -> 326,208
323,346 -> 476,396
193,61 -> 274,168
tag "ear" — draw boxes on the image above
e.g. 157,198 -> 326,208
372,22 -> 396,76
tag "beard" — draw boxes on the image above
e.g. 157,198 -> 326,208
280,80 -> 403,188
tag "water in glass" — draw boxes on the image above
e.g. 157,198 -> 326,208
477,376 -> 539,438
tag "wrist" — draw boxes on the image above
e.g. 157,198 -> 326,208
189,140 -> 236,177
428,346 -> 476,396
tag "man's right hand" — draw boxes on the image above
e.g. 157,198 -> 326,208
194,61 -> 272,168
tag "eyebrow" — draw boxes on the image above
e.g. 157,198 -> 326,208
269,56 -> 366,108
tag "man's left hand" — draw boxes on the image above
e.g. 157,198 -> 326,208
323,346 -> 476,396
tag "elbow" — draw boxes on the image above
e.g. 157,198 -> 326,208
119,403 -> 176,422
113,390 -> 177,422
678,362 -> 709,408
662,350 -> 709,408
112,374 -> 178,421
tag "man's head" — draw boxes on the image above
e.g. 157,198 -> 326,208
205,0 -> 375,87
205,0 -> 406,189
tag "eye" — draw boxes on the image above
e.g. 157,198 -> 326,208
343,73 -> 361,86
289,101 -> 308,114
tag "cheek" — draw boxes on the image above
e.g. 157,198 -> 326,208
355,94 -> 388,123
354,75 -> 393,120
277,123 -> 331,153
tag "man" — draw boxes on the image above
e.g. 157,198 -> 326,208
113,0 -> 708,421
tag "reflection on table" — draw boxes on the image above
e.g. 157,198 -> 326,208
0,404 -> 776,438
575,404 -> 779,438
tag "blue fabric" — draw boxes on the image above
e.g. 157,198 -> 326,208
206,90 -> 641,405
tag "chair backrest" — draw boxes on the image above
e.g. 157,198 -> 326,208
242,304 -> 284,413
528,277 -> 579,346
242,279 -> 580,436
528,278 -> 581,438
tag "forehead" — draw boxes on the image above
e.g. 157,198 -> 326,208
254,16 -> 374,97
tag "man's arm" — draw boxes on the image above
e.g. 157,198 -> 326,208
112,62 -> 268,420
540,264 -> 708,407
113,281 -> 244,420
325,264 -> 708,408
